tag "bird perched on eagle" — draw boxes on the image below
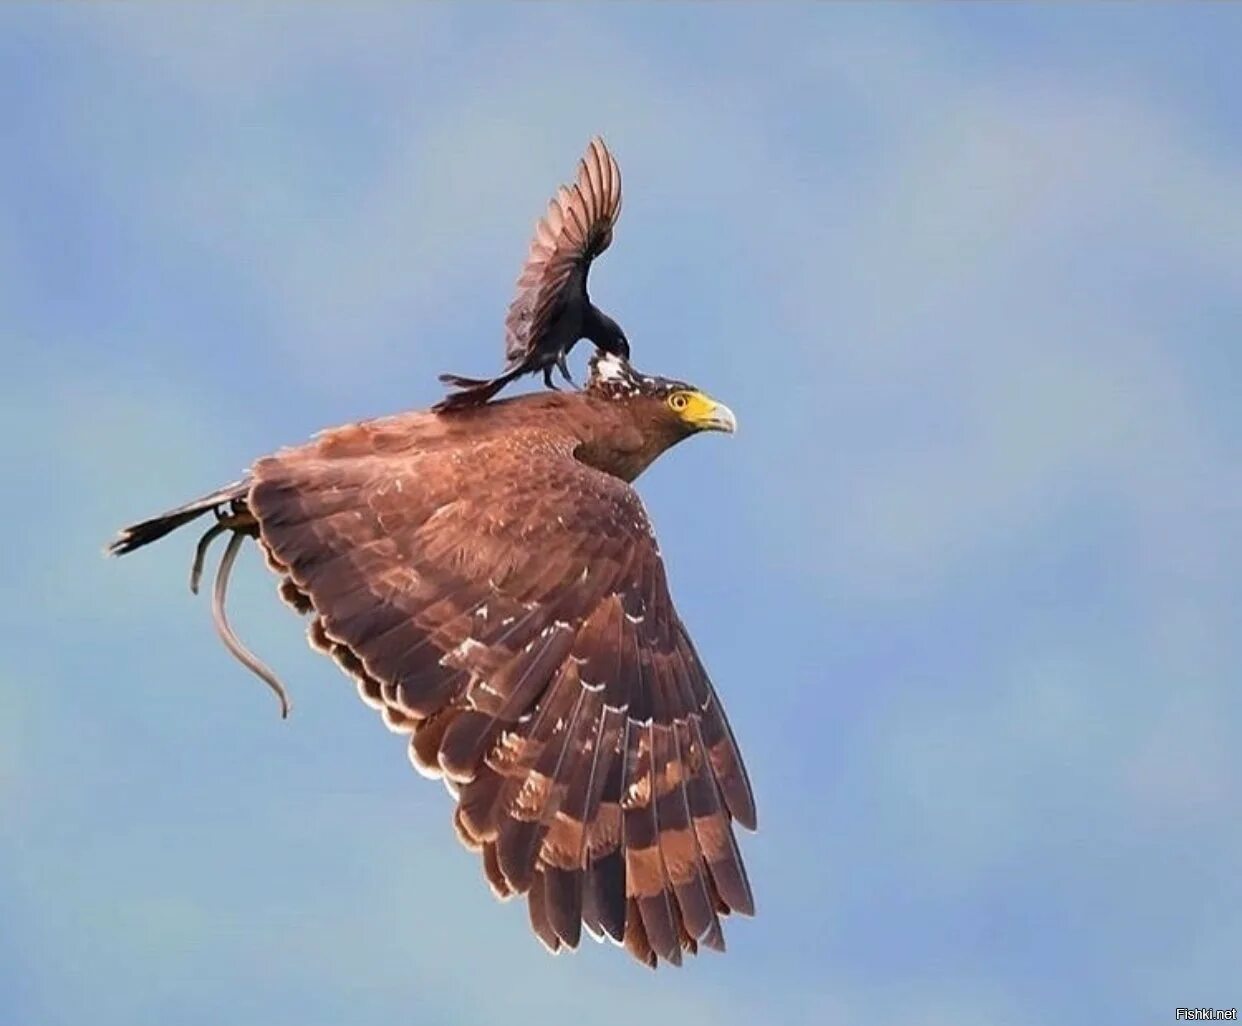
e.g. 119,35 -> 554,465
107,139 -> 755,969
436,137 -> 628,409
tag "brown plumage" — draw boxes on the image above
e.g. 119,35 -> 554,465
107,352 -> 754,968
436,137 -> 628,410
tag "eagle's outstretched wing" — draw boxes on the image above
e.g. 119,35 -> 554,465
248,414 -> 754,967
503,137 -> 622,365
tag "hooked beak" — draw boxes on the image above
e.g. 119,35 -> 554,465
688,395 -> 737,434
703,400 -> 737,434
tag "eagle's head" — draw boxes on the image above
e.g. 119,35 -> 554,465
586,352 -> 736,434
579,352 -> 736,481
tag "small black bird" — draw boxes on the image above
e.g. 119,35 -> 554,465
435,137 -> 628,411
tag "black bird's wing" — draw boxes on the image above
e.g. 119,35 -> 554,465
504,137 -> 622,365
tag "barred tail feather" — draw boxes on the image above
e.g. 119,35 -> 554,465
105,480 -> 249,556
105,478 -> 289,717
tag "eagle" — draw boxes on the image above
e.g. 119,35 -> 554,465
436,137 -> 628,410
108,351 -> 756,968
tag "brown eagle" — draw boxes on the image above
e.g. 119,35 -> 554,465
436,137 -> 628,410
108,351 -> 755,968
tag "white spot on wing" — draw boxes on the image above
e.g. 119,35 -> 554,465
442,637 -> 486,665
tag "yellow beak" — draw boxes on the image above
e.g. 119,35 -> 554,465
683,392 -> 738,434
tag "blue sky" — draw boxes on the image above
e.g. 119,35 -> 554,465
2,5 -> 1240,1024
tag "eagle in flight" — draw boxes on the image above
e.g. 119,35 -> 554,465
436,137 -> 628,409
107,142 -> 755,970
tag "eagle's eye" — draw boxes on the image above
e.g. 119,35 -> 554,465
668,392 -> 691,413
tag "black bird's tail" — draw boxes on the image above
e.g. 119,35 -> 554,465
105,478 -> 292,718
433,368 -> 523,412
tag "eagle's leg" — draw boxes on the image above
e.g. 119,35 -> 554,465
555,351 -> 575,386
191,508 -> 292,719
542,365 -> 561,391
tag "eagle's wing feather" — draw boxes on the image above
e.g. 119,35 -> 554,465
245,414 -> 752,967
504,137 -> 622,363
